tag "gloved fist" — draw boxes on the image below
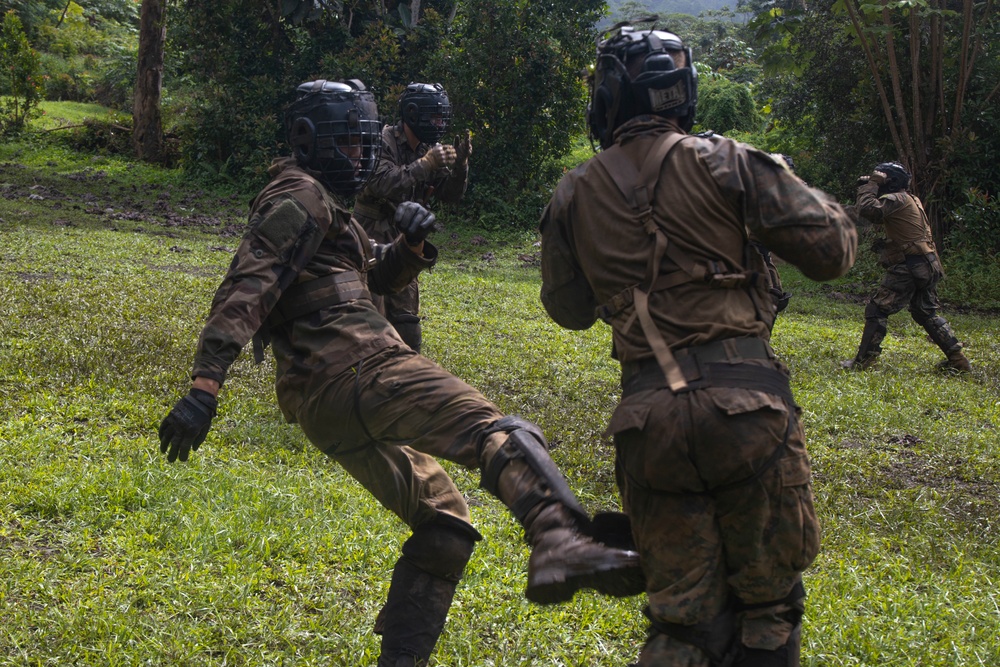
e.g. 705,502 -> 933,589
856,175 -> 871,187
158,388 -> 218,463
395,201 -> 436,245
454,130 -> 473,167
870,170 -> 887,185
419,144 -> 456,171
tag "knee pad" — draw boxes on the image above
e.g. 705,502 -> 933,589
478,416 -> 587,525
864,301 -> 887,321
644,605 -> 738,666
401,516 -> 481,583
732,582 -> 805,666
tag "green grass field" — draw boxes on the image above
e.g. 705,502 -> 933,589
1,107 -> 999,665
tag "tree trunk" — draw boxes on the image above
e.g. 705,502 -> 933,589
133,0 -> 167,163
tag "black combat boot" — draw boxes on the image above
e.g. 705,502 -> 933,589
375,520 -> 478,666
522,501 -> 644,604
733,624 -> 801,667
842,306 -> 886,370
478,416 -> 644,605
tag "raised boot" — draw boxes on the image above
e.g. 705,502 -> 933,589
478,416 -> 644,605
375,519 -> 479,666
523,502 -> 645,604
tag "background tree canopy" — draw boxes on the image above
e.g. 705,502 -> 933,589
3,0 -> 998,252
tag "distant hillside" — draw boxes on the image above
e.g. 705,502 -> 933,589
605,0 -> 739,20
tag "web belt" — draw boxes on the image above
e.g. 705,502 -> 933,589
268,270 -> 370,327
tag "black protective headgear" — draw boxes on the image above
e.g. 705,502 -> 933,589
875,161 -> 911,193
285,79 -> 381,197
588,25 -> 697,149
399,82 -> 452,145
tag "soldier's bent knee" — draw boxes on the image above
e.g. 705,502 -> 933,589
401,516 -> 482,583
864,301 -> 887,320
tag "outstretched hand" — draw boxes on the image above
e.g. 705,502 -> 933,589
395,201 -> 437,246
158,388 -> 217,462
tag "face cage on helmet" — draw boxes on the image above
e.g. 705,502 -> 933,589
311,116 -> 382,196
403,100 -> 452,145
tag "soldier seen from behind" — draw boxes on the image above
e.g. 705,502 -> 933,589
353,82 -> 471,353
841,162 -> 972,372
539,25 -> 858,666
158,79 -> 641,667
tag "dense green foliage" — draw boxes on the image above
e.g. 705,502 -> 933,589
0,10 -> 43,134
3,109 -> 1000,665
746,0 -> 999,242
167,0 -> 602,217
5,1 -> 999,262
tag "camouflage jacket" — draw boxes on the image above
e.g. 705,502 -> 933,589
191,157 -> 436,421
856,182 -> 934,254
352,122 -> 468,242
540,116 -> 857,363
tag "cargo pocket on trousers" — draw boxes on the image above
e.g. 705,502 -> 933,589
371,369 -> 405,399
776,452 -> 820,573
603,396 -> 654,439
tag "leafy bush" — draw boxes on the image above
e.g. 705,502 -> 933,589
946,188 -> 1000,257
693,71 -> 761,135
35,1 -> 134,58
92,41 -> 136,111
38,51 -> 99,101
0,9 -> 44,134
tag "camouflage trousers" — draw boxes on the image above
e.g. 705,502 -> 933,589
609,381 -> 819,665
290,345 -> 504,529
872,253 -> 944,323
855,253 -> 960,362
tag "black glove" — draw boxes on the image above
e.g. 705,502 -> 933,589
856,174 -> 871,187
158,388 -> 218,462
395,201 -> 436,245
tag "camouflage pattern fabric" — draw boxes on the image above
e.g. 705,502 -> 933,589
190,156 -> 568,534
540,115 -> 857,663
353,122 -> 469,346
855,182 -> 935,254
295,345 -> 507,528
611,376 -> 817,665
191,157 -> 434,420
541,117 -> 856,359
851,183 -> 962,363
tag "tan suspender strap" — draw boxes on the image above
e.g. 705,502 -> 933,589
596,132 -> 692,391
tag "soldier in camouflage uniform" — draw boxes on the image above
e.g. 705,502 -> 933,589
158,79 -> 641,667
352,82 -> 472,352
539,28 -> 857,666
841,162 -> 971,372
